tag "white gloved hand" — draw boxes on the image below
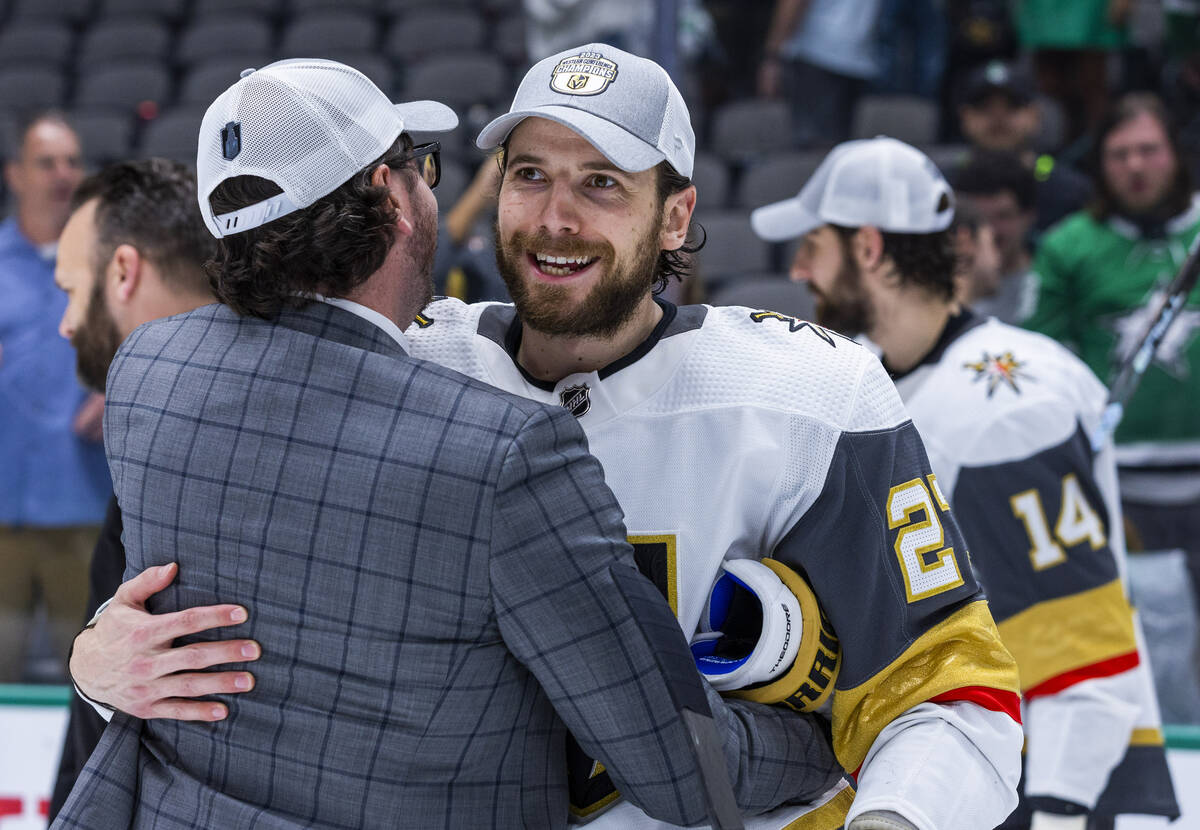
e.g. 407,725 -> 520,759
847,810 -> 918,830
690,558 -> 803,691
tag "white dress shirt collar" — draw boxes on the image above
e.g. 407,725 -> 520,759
313,294 -> 410,354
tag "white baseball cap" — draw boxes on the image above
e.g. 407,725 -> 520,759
751,137 -> 955,241
476,43 -> 695,179
196,58 -> 458,239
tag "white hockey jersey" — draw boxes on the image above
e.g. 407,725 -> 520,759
892,310 -> 1179,822
408,298 -> 1023,830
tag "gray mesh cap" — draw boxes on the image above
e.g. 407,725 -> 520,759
476,43 -> 695,179
751,137 -> 955,241
196,58 -> 458,238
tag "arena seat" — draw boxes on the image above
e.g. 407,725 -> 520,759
385,10 -> 487,59
735,150 -> 825,209
177,17 -> 275,69
852,94 -> 940,145
0,21 -> 73,69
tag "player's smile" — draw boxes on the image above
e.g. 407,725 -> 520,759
529,251 -> 599,279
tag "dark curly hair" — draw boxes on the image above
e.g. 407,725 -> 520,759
831,223 -> 959,301
206,134 -> 418,319
496,145 -> 705,295
71,158 -> 213,297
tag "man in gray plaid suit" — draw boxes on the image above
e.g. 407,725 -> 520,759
53,59 -> 842,829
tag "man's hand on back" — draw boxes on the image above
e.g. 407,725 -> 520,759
70,562 -> 261,721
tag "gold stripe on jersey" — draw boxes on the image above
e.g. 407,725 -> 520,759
1130,727 -> 1164,746
628,534 -> 678,613
997,578 -> 1136,692
831,600 -> 1019,770
781,784 -> 855,830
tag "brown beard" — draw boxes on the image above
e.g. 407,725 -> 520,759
405,186 -> 437,313
813,236 -> 873,337
494,221 -> 660,338
71,276 -> 123,393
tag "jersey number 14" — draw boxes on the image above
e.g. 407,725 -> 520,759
1009,473 -> 1106,570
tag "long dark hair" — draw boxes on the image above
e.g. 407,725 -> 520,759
1089,92 -> 1192,221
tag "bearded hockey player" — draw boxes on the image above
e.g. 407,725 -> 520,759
753,136 -> 1180,830
67,47 -> 1023,830
404,46 -> 1023,830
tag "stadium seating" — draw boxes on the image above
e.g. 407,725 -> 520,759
690,150 -> 731,211
176,17 -> 274,68
280,10 -> 377,55
735,150 -> 825,209
709,98 -> 793,164
0,66 -> 66,111
852,94 -> 940,145
68,108 -> 135,165
78,18 -> 171,66
385,10 -> 487,59
0,20 -> 73,68
693,210 -> 771,286
74,62 -> 170,113
139,107 -> 206,164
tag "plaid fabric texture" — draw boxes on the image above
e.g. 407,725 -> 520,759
54,302 -> 841,829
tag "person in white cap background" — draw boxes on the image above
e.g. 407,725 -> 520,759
66,45 -> 1023,830
53,57 -> 857,828
753,137 -> 1180,830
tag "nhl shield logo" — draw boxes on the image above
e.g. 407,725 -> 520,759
550,52 -> 618,96
559,383 -> 591,418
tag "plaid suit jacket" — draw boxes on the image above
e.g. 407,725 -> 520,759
54,302 -> 840,829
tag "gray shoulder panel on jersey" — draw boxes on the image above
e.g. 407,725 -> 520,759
478,303 -> 519,349
953,421 -> 1119,624
665,303 -> 708,337
773,420 -> 984,690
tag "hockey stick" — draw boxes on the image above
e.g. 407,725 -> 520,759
1093,231 -> 1200,450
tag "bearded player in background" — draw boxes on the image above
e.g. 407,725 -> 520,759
753,136 -> 1179,830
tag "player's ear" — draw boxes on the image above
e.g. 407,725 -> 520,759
659,184 -> 696,252
854,226 -> 885,271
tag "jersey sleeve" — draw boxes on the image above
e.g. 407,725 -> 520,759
772,357 -> 1021,774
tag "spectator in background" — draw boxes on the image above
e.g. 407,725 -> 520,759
956,60 -> 1093,236
0,111 -> 111,683
950,199 -> 1003,310
874,0 -> 947,100
1023,92 -> 1200,721
952,149 -> 1038,323
1016,0 -> 1130,146
523,0 -> 654,60
47,157 -> 216,820
759,0 -> 883,146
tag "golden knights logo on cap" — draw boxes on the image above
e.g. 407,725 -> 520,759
560,383 -> 591,417
550,51 -> 618,96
